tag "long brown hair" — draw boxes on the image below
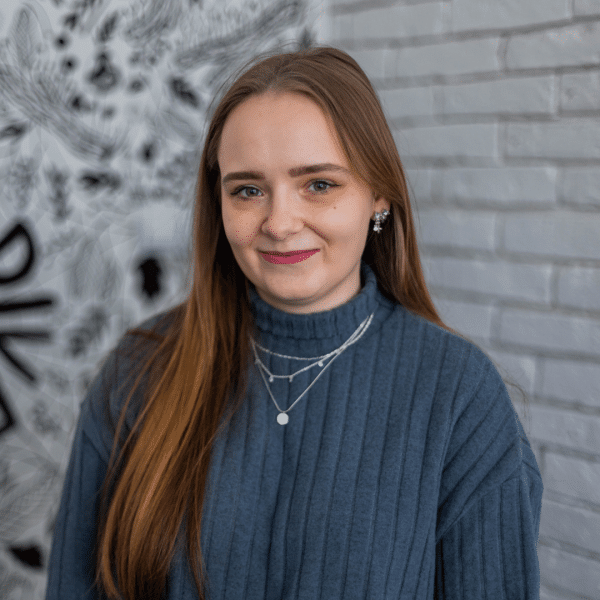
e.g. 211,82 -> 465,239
92,43 -> 524,600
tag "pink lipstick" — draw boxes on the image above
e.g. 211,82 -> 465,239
259,250 -> 320,264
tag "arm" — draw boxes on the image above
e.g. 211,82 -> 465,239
44,414 -> 109,600
435,462 -> 543,598
435,349 -> 543,599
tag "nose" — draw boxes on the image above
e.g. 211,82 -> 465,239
260,189 -> 305,239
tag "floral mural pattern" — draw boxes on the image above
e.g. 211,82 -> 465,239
0,0 -> 320,596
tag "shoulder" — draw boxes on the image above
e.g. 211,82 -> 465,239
79,304 -> 183,459
388,302 -> 501,390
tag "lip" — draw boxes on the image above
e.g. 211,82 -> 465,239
259,249 -> 319,256
259,249 -> 320,265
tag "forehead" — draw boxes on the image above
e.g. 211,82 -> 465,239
217,91 -> 346,166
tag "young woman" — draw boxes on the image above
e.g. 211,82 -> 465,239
46,45 -> 543,600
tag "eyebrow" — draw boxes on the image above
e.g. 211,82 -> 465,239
221,163 -> 350,186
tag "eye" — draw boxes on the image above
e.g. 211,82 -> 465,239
230,180 -> 337,200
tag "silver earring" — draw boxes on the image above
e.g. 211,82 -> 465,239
373,210 -> 390,233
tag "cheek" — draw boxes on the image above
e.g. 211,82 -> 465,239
223,210 -> 259,245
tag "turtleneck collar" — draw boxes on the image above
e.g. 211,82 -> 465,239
248,260 -> 392,354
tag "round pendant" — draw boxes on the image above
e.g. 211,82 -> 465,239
277,412 -> 289,425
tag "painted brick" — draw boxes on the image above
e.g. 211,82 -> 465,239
499,308 -> 600,356
544,453 -> 600,505
559,169 -> 600,208
506,23 -> 600,70
416,209 -> 497,251
539,545 -> 600,598
442,167 -> 556,204
529,405 -> 600,455
404,169 -> 433,204
354,2 -> 445,40
387,38 -> 500,78
541,358 -> 600,407
430,296 -> 494,340
540,587 -> 568,600
574,0 -> 600,16
345,47 -> 386,80
452,0 -> 570,32
395,123 -> 498,160
442,75 -> 555,115
540,498 -> 600,554
561,71 -> 600,111
503,211 -> 600,260
330,13 -> 354,41
423,256 -> 552,303
506,120 -> 600,160
378,86 -> 435,119
557,266 -> 600,311
486,349 -> 537,397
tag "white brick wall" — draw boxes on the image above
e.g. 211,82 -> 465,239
441,167 -> 556,204
574,0 -> 600,17
503,211 -> 600,259
506,120 -> 600,160
500,309 -> 600,355
541,359 -> 600,406
538,545 -> 600,598
424,256 -> 552,303
505,23 -> 600,69
540,498 -> 600,556
396,123 -> 498,160
557,266 -> 600,311
354,2 -> 445,40
561,71 -> 600,111
452,0 -> 570,31
386,38 -> 500,78
329,0 -> 600,595
559,169 -> 600,207
442,76 -> 556,115
416,209 -> 497,251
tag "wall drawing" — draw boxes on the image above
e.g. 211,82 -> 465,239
0,0 -> 324,597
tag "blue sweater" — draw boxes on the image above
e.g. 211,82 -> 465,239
46,260 -> 543,599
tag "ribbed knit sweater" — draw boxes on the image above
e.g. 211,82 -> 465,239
46,259 -> 543,599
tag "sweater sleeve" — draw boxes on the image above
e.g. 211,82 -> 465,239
434,348 -> 544,599
44,407 -> 109,600
44,348 -> 124,600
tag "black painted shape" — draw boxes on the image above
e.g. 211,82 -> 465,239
137,256 -> 163,302
8,544 -> 43,569
0,123 -> 28,140
169,77 -> 199,108
87,52 -> 121,93
54,33 -> 70,49
65,306 -> 108,359
0,327 -> 53,384
78,170 -> 121,192
63,13 -> 78,30
61,56 -> 78,72
128,78 -> 145,93
0,381 -> 16,437
139,141 -> 156,163
69,93 -> 93,112
0,223 -> 34,284
97,12 -> 119,44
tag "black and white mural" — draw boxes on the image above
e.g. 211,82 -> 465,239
0,0 -> 327,596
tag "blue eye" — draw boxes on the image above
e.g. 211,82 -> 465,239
231,180 -> 337,199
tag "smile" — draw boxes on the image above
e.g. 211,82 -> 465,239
259,250 -> 320,264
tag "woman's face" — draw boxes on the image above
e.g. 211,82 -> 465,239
218,91 -> 390,315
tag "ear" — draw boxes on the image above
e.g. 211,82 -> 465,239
373,196 -> 391,214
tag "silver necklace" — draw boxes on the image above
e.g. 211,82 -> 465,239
251,312 -> 375,425
250,209 -> 389,425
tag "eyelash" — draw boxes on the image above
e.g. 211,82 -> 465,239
230,180 -> 338,199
